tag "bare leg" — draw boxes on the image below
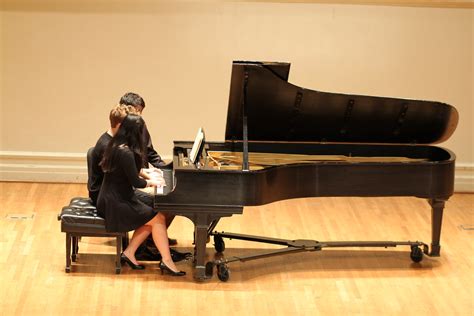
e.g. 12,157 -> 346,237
146,213 -> 180,272
123,226 -> 152,265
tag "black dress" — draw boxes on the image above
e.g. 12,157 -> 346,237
97,146 -> 157,232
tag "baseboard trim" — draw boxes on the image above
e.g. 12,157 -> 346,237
0,151 -> 89,183
1,151 -> 473,192
454,163 -> 474,193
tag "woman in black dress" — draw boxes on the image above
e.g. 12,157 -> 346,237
97,114 -> 185,276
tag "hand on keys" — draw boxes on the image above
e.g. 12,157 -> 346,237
144,168 -> 166,188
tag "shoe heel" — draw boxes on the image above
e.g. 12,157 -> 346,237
121,253 -> 145,270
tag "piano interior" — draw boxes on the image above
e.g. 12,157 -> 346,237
206,151 -> 429,170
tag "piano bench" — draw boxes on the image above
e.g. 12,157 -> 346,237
57,197 -> 129,274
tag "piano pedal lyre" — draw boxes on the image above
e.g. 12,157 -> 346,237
206,231 -> 430,281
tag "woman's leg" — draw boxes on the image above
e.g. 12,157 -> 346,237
123,225 -> 152,264
146,213 -> 180,272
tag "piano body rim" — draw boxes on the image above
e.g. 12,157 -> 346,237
155,140 -> 455,207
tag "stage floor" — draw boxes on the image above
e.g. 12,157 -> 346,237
1,182 -> 472,315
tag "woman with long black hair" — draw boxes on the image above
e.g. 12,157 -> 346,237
97,114 -> 185,276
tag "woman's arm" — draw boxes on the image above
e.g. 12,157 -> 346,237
119,148 -> 148,189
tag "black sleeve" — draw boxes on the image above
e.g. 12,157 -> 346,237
88,133 -> 111,205
142,122 -> 166,168
119,148 -> 147,189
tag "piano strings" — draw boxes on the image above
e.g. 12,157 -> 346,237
206,151 -> 428,170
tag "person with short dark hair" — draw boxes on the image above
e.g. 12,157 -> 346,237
97,114 -> 185,276
119,92 -> 166,168
88,102 -> 187,262
119,92 -> 177,246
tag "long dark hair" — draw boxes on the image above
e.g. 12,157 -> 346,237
100,114 -> 145,172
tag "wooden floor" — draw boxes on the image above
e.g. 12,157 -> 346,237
0,182 -> 473,315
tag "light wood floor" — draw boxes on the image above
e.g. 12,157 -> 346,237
0,182 -> 472,315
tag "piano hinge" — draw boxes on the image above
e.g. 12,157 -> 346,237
288,90 -> 304,140
393,102 -> 409,136
340,99 -> 355,136
294,90 -> 303,109
242,70 -> 250,171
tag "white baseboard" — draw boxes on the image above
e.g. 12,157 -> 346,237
454,163 -> 474,193
0,151 -> 88,183
0,151 -> 473,192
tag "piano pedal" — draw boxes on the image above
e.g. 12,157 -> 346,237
217,264 -> 230,282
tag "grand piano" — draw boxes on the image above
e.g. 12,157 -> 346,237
154,61 -> 458,281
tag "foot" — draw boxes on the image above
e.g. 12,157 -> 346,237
121,252 -> 145,270
159,259 -> 185,276
122,250 -> 139,265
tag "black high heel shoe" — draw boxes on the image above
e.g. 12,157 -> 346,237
159,261 -> 186,276
121,253 -> 145,270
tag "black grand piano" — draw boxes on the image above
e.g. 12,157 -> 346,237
154,61 -> 458,281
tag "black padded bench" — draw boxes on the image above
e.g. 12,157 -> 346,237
58,197 -> 128,274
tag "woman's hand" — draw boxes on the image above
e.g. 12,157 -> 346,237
146,178 -> 166,188
140,169 -> 151,180
141,168 -> 163,180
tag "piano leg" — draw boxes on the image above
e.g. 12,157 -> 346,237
429,198 -> 446,257
193,214 -> 212,281
159,206 -> 242,281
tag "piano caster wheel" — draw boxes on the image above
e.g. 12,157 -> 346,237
205,262 -> 214,278
217,264 -> 230,282
115,267 -> 121,274
214,235 -> 225,253
410,246 -> 423,263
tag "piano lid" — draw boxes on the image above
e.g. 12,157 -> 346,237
225,61 -> 458,144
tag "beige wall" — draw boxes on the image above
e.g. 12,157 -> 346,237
0,2 -> 473,187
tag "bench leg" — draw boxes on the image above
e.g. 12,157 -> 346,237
65,231 -> 125,274
122,232 -> 129,249
116,236 -> 122,274
72,236 -> 78,262
65,233 -> 71,273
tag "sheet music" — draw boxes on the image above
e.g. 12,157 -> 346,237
189,127 -> 204,164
